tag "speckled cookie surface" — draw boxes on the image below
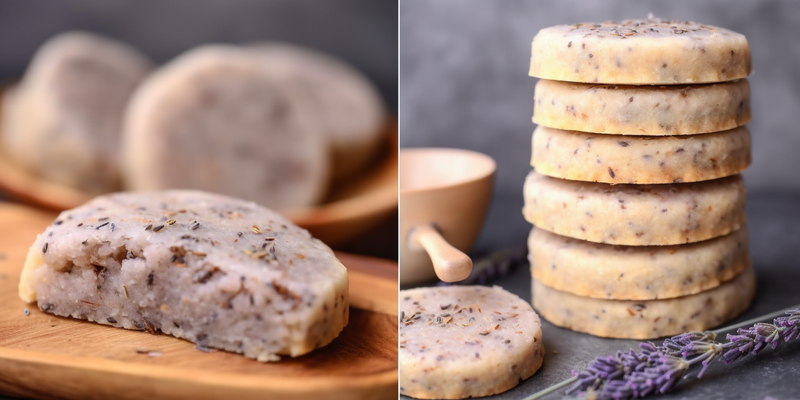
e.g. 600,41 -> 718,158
533,79 -> 751,135
253,43 -> 386,180
19,190 -> 349,362
532,263 -> 755,339
522,171 -> 746,246
531,125 -> 750,184
399,286 -> 544,399
122,45 -> 329,211
528,227 -> 749,301
529,19 -> 751,84
0,31 -> 152,193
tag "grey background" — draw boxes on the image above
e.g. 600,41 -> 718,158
0,0 -> 397,109
400,0 -> 800,253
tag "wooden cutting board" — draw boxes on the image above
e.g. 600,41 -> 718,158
0,203 -> 398,400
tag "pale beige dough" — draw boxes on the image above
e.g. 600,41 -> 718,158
531,125 -> 750,184
529,19 -> 751,84
528,227 -> 749,301
399,286 -> 544,399
533,79 -> 751,135
252,43 -> 386,181
122,45 -> 329,211
1,31 -> 152,193
522,171 -> 746,246
532,263 -> 755,339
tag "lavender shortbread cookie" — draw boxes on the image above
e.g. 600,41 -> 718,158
522,171 -> 746,246
529,227 -> 749,301
533,79 -> 751,135
531,125 -> 751,184
530,19 -> 751,84
1,31 -> 152,193
532,263 -> 755,339
400,286 -> 544,399
19,190 -> 349,361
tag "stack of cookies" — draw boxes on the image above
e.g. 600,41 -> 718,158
523,18 -> 755,339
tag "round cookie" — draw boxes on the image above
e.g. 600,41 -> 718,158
531,125 -> 750,184
1,31 -> 152,193
252,43 -> 386,180
399,286 -> 544,399
532,263 -> 755,339
529,18 -> 751,84
122,45 -> 329,211
533,79 -> 751,135
528,227 -> 749,301
522,171 -> 746,246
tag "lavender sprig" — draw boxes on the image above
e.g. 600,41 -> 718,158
563,307 -> 800,400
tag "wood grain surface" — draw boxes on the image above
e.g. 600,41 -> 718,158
0,203 -> 398,400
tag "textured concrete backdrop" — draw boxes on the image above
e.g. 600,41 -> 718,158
400,0 -> 800,252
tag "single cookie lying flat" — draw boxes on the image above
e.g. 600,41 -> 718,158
123,45 -> 328,211
19,190 -> 349,361
1,31 -> 152,193
522,171 -> 746,246
531,125 -> 751,184
533,79 -> 751,135
528,227 -> 749,301
253,43 -> 386,180
532,263 -> 755,339
399,286 -> 543,399
529,18 -> 751,84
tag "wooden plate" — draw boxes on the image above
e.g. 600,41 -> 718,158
0,203 -> 398,400
0,84 -> 398,246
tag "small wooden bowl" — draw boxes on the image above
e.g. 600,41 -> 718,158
0,84 -> 397,247
399,148 -> 495,285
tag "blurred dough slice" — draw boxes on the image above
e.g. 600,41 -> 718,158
1,31 -> 152,194
252,43 -> 386,180
122,45 -> 329,210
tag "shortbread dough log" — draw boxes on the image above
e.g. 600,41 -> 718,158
533,79 -> 751,135
1,31 -> 152,193
522,171 -> 746,246
533,263 -> 755,339
399,286 -> 544,399
123,45 -> 329,211
528,227 -> 749,301
531,125 -> 750,184
19,190 -> 349,362
529,19 -> 751,84
253,43 -> 386,180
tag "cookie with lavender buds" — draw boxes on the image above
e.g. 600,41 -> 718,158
1,31 -> 152,193
531,125 -> 751,184
529,18 -> 751,84
400,286 -> 544,399
533,79 -> 751,135
18,190 -> 349,361
252,42 -> 386,181
532,263 -> 755,339
522,171 -> 746,246
528,227 -> 749,300
122,45 -> 329,211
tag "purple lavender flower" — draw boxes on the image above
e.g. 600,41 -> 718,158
566,354 -> 625,395
722,308 -> 800,364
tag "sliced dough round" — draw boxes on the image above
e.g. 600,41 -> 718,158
522,171 -> 746,246
533,79 -> 751,135
122,45 -> 329,211
528,227 -> 749,301
531,125 -> 750,184
252,43 -> 386,180
532,263 -> 755,339
529,19 -> 751,84
399,286 -> 544,399
1,31 -> 152,193
19,190 -> 349,361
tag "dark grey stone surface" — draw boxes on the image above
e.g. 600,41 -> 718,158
402,192 -> 800,399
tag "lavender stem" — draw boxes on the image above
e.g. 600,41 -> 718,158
522,302 -> 800,400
